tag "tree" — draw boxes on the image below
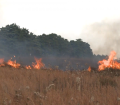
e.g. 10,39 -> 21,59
0,23 -> 94,58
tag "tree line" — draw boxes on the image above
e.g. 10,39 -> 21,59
0,23 -> 107,59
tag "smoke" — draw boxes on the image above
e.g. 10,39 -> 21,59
81,19 -> 120,58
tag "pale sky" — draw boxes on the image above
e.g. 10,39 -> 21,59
0,0 -> 120,56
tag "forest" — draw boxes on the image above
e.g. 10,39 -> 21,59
0,23 -> 96,57
0,23 -> 108,69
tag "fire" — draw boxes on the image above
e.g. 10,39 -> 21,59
25,65 -> 32,69
0,56 -> 44,70
0,51 -> 120,71
0,63 -> 5,67
25,57 -> 44,69
88,66 -> 91,72
98,51 -> 120,71
32,57 -> 44,69
7,60 -> 20,68
0,58 -> 21,68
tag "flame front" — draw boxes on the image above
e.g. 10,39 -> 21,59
98,51 -> 120,71
0,51 -> 120,71
25,65 -> 32,69
88,66 -> 91,72
7,60 -> 20,68
0,58 -> 21,68
32,57 -> 44,69
0,56 -> 44,69
25,57 -> 44,70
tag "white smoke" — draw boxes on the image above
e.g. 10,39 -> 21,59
81,19 -> 120,58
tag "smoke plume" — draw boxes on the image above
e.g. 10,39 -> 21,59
81,19 -> 120,58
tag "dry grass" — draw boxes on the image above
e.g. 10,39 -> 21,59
0,67 -> 120,105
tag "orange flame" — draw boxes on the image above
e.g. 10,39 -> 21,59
0,56 -> 44,69
32,57 -> 44,69
25,57 -> 44,70
0,58 -> 21,68
88,66 -> 91,72
0,63 -> 5,67
98,51 -> 120,71
25,65 -> 32,69
7,60 -> 20,68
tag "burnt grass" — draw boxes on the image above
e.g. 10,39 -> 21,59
0,66 -> 120,105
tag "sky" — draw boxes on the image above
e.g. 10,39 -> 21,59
0,0 -> 120,57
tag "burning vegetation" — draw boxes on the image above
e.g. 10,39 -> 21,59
0,60 -> 120,105
0,50 -> 120,72
0,51 -> 120,105
1,23 -> 120,104
88,50 -> 120,72
98,51 -> 120,70
0,56 -> 44,69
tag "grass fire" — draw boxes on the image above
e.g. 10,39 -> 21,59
0,57 -> 44,69
1,21 -> 120,105
0,51 -> 120,105
87,50 -> 120,72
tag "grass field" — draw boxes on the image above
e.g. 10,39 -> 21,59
0,66 -> 120,105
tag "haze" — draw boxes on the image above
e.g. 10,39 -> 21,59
0,0 -> 120,57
